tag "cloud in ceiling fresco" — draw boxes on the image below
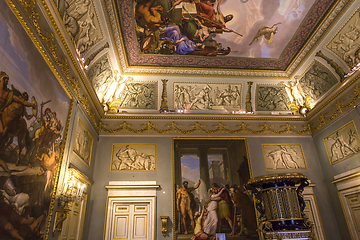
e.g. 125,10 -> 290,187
114,0 -> 336,71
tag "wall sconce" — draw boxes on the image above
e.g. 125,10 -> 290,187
53,180 -> 86,236
160,216 -> 169,236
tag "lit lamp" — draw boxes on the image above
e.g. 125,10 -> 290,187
53,179 -> 86,236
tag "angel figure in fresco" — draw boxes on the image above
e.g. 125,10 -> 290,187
280,77 -> 306,107
249,22 -> 281,45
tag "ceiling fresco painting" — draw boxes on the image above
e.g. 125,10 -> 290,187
116,0 -> 336,71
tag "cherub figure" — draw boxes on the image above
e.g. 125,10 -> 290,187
249,22 -> 281,45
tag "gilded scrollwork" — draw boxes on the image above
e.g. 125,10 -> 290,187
100,121 -> 312,135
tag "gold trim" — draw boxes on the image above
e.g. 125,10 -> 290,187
307,74 -> 360,121
73,118 -> 94,167
67,168 -> 92,185
247,172 -> 308,187
323,120 -> 360,165
101,121 -> 311,135
262,144 -> 308,171
105,185 -> 160,189
337,190 -> 356,240
331,171 -> 360,184
305,193 -> 327,240
110,144 -> 157,172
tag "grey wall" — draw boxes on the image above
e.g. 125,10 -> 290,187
85,134 -> 345,240
86,136 -> 173,240
312,108 -> 360,240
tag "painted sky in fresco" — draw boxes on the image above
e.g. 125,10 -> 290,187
214,0 -> 315,58
0,4 -> 70,129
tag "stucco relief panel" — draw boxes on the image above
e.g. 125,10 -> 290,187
255,84 -> 289,111
55,0 -> 104,54
173,83 -> 242,111
298,61 -> 338,103
326,8 -> 360,69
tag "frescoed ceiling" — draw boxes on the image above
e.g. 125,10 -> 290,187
16,0 -> 357,120
112,0 -> 336,72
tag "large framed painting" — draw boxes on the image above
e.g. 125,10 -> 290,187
0,1 -> 72,239
173,138 -> 260,239
262,144 -> 307,171
323,121 -> 360,165
111,144 -> 157,171
73,118 -> 94,166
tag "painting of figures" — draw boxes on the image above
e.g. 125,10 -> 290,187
262,144 -> 307,170
173,83 -> 241,111
323,121 -> 360,165
73,118 -> 93,166
0,2 -> 71,239
111,144 -> 156,171
130,0 -> 316,58
174,138 -> 259,240
326,9 -> 360,69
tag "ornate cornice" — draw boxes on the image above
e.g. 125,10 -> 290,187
100,121 -> 311,135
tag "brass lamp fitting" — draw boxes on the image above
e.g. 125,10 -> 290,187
160,216 -> 169,236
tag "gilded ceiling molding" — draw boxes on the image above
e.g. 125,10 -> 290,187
310,83 -> 360,133
8,0 -> 101,131
100,121 -> 311,135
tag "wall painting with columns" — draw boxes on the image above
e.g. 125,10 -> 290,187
173,138 -> 259,239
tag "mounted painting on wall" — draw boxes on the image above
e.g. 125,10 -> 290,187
111,144 -> 156,171
262,144 -> 307,171
173,138 -> 259,239
0,1 -> 71,239
323,121 -> 360,165
73,118 -> 94,166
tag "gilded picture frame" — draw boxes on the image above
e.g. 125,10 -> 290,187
0,1 -> 73,239
262,144 -> 307,171
111,144 -> 157,171
323,120 -> 360,165
73,118 -> 94,166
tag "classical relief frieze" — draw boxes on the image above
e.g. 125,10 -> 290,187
299,61 -> 338,102
255,84 -> 290,111
326,7 -> 360,69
